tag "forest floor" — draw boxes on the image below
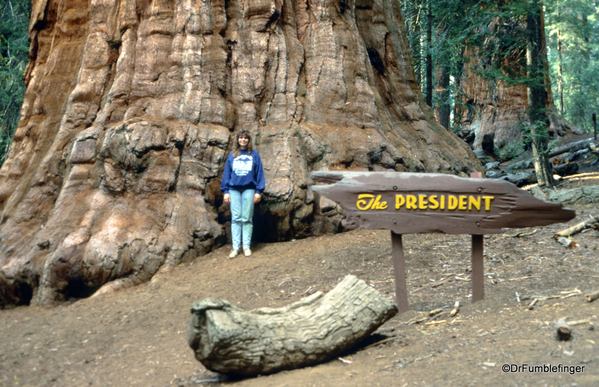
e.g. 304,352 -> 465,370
1,170 -> 599,387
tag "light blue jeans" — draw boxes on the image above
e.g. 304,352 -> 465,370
229,189 -> 255,250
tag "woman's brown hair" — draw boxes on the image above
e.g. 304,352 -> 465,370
233,129 -> 253,157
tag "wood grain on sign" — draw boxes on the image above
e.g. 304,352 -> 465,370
311,171 -> 575,234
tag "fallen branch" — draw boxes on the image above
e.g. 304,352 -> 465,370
188,275 -> 398,376
527,290 -> 582,309
567,319 -> 591,326
533,291 -> 581,301
510,230 -> 539,238
425,320 -> 446,326
407,315 -> 428,325
587,290 -> 599,302
450,301 -> 460,317
554,216 -> 599,239
528,299 -> 538,310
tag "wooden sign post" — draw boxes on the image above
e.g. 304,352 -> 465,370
311,171 -> 576,313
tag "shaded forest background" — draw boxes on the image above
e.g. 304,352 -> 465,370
401,0 -> 598,137
0,0 -> 597,168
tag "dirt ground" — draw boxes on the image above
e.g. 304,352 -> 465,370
1,174 -> 599,387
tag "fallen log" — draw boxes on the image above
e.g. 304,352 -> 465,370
554,215 -> 599,238
188,275 -> 398,376
548,138 -> 596,158
548,185 -> 599,205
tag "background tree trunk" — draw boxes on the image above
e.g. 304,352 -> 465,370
457,0 -> 576,152
527,0 -> 555,187
438,66 -> 451,130
556,9 -> 564,117
0,0 -> 481,307
425,0 -> 433,107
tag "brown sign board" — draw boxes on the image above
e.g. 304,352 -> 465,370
311,171 -> 575,234
310,171 -> 576,312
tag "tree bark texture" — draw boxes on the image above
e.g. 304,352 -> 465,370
458,4 -> 577,151
437,66 -> 451,130
425,1 -> 433,108
0,0 -> 482,307
188,275 -> 398,376
527,0 -> 554,187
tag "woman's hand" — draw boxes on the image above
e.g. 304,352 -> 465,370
254,193 -> 261,203
223,193 -> 231,204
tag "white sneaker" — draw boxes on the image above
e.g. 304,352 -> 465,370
243,248 -> 252,257
229,249 -> 239,259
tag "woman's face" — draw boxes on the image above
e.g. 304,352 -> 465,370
238,135 -> 249,149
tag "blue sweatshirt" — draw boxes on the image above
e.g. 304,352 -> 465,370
220,149 -> 265,194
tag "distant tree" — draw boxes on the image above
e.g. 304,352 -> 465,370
526,0 -> 555,186
545,0 -> 599,132
401,0 -> 478,129
401,0 -> 426,89
0,0 -> 30,167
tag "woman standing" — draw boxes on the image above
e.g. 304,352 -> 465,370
220,130 -> 265,258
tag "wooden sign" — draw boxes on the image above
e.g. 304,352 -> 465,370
311,171 -> 575,234
311,171 -> 576,312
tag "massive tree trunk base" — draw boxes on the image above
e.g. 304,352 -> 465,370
188,275 -> 398,376
0,0 -> 482,308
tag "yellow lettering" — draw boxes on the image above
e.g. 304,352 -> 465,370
428,195 -> 439,209
390,194 -> 494,212
448,195 -> 458,210
372,195 -> 388,210
357,194 -> 387,210
372,195 -> 381,209
458,195 -> 467,210
395,194 -> 405,209
406,195 -> 418,210
357,194 -> 375,211
468,196 -> 481,211
418,195 -> 428,210
482,196 -> 495,211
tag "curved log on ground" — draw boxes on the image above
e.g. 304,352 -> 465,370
188,275 -> 398,376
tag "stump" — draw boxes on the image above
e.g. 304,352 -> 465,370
188,275 -> 398,376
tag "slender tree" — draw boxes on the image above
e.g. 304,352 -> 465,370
526,0 -> 555,186
545,0 -> 598,131
556,5 -> 564,116
425,0 -> 433,107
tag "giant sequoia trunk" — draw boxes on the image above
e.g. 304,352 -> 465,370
458,4 -> 576,152
0,0 -> 481,307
